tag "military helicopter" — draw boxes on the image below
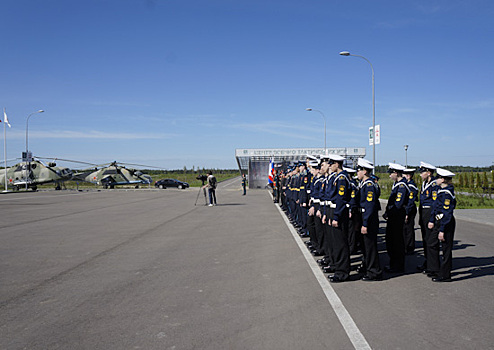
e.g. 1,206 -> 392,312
72,161 -> 153,189
0,158 -> 73,191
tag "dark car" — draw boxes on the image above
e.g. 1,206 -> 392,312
155,178 -> 189,189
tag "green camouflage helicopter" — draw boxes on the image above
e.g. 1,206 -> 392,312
72,161 -> 153,189
0,158 -> 73,191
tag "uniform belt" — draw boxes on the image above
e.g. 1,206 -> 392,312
422,205 -> 431,209
326,202 -> 336,208
359,208 -> 366,213
313,199 -> 320,203
306,190 -> 311,194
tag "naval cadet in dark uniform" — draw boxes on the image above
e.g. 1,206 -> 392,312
297,162 -> 310,237
383,163 -> 409,273
346,167 -> 360,255
305,157 -> 321,253
325,154 -> 352,283
417,161 -> 438,273
403,168 -> 418,255
427,168 -> 456,282
317,155 -> 335,270
356,158 -> 383,281
309,158 -> 326,257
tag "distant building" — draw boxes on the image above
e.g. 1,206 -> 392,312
235,147 -> 366,189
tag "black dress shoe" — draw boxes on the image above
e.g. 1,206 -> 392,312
361,275 -> 382,282
416,264 -> 426,272
328,275 -> 346,283
323,266 -> 335,273
317,258 -> 328,266
427,272 -> 438,278
356,265 -> 366,274
422,269 -> 431,274
311,250 -> 323,256
432,276 -> 452,282
304,241 -> 313,246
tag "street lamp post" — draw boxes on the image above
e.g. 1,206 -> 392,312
404,145 -> 409,168
25,110 -> 44,190
339,51 -> 375,169
305,108 -> 326,152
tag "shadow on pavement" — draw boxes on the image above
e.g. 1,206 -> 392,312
451,256 -> 494,281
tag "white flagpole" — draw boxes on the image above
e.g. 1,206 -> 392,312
3,108 -> 7,192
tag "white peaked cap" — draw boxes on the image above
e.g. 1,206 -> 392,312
420,161 -> 436,171
357,158 -> 374,170
388,162 -> 406,171
344,167 -> 356,173
329,154 -> 346,162
436,167 -> 455,177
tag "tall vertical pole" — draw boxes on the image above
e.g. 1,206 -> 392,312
339,51 -> 375,171
3,112 -> 7,192
372,67 -> 375,170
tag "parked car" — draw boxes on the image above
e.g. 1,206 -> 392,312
155,178 -> 189,189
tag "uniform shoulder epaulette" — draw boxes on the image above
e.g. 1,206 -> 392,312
333,173 -> 350,185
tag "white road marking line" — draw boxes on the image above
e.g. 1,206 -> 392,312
273,199 -> 372,350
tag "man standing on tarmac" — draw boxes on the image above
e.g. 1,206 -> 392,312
356,158 -> 383,281
383,163 -> 409,273
241,174 -> 247,196
324,154 -> 352,283
204,171 -> 217,206
417,162 -> 439,274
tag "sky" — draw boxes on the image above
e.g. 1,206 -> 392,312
1,0 -> 493,170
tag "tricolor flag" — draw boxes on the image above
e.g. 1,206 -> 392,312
3,108 -> 11,128
268,157 -> 274,184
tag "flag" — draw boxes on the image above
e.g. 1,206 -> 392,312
268,157 -> 274,184
3,108 -> 11,128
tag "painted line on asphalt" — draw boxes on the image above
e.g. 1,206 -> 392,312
273,199 -> 372,350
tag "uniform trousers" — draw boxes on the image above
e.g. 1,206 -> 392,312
427,217 -> 456,278
307,206 -> 318,247
360,211 -> 382,278
329,207 -> 351,280
385,207 -> 406,271
313,204 -> 325,254
298,204 -> 307,229
322,209 -> 335,267
403,205 -> 417,254
419,206 -> 432,269
348,207 -> 361,255
288,195 -> 296,218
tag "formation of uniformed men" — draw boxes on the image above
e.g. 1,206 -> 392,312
278,156 -> 456,283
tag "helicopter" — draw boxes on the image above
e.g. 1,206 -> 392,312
72,161 -> 153,189
0,158 -> 73,191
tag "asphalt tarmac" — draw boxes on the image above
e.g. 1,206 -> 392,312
1,177 -> 493,350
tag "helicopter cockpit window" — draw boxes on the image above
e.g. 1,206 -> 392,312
15,165 -> 27,171
31,163 -> 37,169
103,169 -> 118,175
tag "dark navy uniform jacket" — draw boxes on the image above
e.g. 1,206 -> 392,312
386,178 -> 409,213
299,170 -> 311,205
405,178 -> 419,215
329,170 -> 352,222
429,184 -> 456,232
349,177 -> 359,211
420,177 -> 438,208
320,173 -> 335,216
358,178 -> 380,227
311,174 -> 324,206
